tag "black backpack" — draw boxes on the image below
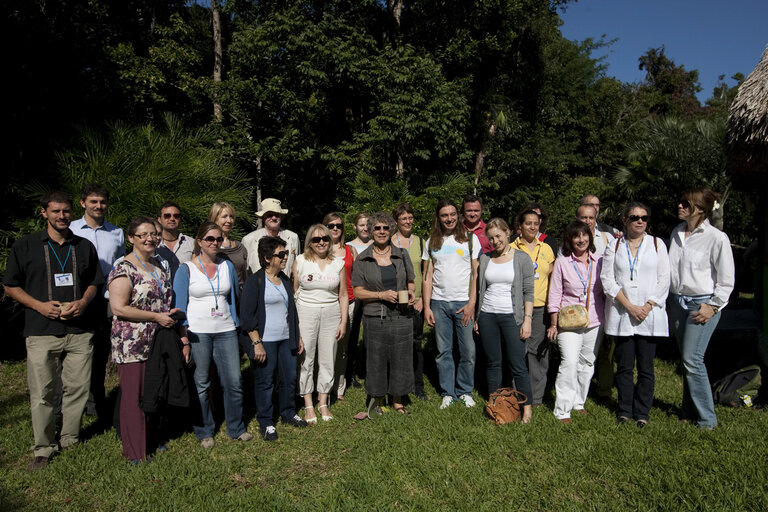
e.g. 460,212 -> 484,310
712,365 -> 761,406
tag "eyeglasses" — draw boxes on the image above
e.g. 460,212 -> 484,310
373,225 -> 391,232
327,223 -> 344,230
202,236 -> 224,244
310,236 -> 331,244
133,233 -> 159,240
628,215 -> 649,222
162,213 -> 181,219
398,216 -> 414,222
272,250 -> 289,259
679,199 -> 691,209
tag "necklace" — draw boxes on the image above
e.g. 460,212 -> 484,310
373,245 -> 391,255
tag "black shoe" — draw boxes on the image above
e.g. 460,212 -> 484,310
283,415 -> 308,428
261,425 -> 278,441
636,420 -> 648,429
349,378 -> 363,389
27,456 -> 50,471
617,416 -> 631,425
414,391 -> 429,401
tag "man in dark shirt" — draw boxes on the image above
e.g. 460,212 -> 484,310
3,191 -> 103,471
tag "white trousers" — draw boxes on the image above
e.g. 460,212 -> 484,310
553,326 -> 602,419
298,303 -> 340,395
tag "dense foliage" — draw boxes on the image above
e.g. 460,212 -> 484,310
3,0 -> 756,253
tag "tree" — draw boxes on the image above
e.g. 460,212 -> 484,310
638,46 -> 703,118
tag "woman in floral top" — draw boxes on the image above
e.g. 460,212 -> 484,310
108,217 -> 179,463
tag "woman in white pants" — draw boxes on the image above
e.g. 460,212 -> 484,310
547,221 -> 605,423
293,224 -> 348,423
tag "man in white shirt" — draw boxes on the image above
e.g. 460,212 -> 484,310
156,202 -> 195,277
575,202 -> 615,399
576,204 -> 615,256
242,198 -> 300,275
69,184 -> 125,422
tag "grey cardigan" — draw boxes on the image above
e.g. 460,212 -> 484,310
351,243 -> 415,316
477,249 -> 535,325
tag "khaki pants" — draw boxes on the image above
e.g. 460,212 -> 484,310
297,303 -> 340,395
26,332 -> 93,457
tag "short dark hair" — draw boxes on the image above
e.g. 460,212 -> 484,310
158,202 -> 181,217
126,216 -> 157,237
621,202 -> 651,224
392,203 -> 414,221
520,202 -> 548,232
193,221 -> 222,256
40,191 -> 72,209
462,194 -> 482,211
80,183 -> 110,202
258,236 -> 287,268
560,221 -> 595,257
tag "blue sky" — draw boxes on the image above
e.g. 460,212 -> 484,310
558,0 -> 768,102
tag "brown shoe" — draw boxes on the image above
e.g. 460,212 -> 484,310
575,409 -> 588,415
27,456 -> 50,471
559,418 -> 571,424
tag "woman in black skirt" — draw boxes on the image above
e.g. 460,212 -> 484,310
351,212 -> 415,416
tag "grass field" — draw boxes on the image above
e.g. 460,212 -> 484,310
2,353 -> 768,511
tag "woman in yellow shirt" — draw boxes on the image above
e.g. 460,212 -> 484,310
512,207 -> 556,405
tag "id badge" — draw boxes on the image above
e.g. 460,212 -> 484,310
54,273 -> 74,287
210,308 -> 223,318
580,293 -> 587,301
534,272 -> 540,280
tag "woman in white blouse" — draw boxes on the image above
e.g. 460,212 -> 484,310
293,224 -> 349,423
668,187 -> 734,429
600,202 -> 669,427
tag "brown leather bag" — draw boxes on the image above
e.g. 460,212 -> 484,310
485,388 -> 528,425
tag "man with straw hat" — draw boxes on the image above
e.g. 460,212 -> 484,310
242,198 -> 300,275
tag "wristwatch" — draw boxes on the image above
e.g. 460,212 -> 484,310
252,339 -> 262,345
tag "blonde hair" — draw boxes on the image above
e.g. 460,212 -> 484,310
303,224 -> 333,261
208,202 -> 236,225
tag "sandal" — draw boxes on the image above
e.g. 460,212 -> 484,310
318,404 -> 334,421
304,406 -> 318,425
393,405 -> 409,415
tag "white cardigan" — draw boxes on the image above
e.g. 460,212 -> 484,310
600,234 -> 670,337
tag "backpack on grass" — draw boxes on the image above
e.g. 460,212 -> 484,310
712,365 -> 761,406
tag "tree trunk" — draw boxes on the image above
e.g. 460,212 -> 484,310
473,117 -> 496,194
255,157 -> 263,229
211,0 -> 223,123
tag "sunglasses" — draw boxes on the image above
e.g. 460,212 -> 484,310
327,223 -> 344,230
679,199 -> 691,209
162,213 -> 181,219
202,236 -> 224,244
310,236 -> 331,244
373,225 -> 391,232
628,215 -> 649,222
272,250 -> 289,259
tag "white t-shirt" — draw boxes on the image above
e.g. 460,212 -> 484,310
422,234 -> 481,302
480,259 -> 515,314
295,255 -> 344,307
184,261 -> 234,334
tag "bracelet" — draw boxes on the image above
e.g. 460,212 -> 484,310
524,314 -> 533,319
252,339 -> 262,345
181,341 -> 190,347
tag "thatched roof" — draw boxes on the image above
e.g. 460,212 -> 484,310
726,45 -> 768,177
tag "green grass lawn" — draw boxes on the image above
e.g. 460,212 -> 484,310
2,355 -> 767,512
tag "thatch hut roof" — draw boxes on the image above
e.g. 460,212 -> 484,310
726,45 -> 768,178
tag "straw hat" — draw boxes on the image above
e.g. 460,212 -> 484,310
255,198 -> 289,218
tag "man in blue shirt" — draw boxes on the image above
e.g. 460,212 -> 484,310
70,184 -> 125,422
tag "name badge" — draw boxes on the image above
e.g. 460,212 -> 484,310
54,273 -> 74,287
210,308 -> 223,318
534,272 -> 540,280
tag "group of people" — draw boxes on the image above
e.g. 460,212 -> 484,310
3,184 -> 734,471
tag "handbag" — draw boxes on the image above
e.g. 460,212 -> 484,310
557,259 -> 592,331
485,388 -> 528,425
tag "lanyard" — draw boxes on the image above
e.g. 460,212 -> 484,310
198,256 -> 221,310
47,242 -> 71,272
133,253 -> 162,284
570,258 -> 592,296
395,233 -> 412,248
532,244 -> 541,271
624,237 -> 643,281
267,278 -> 289,310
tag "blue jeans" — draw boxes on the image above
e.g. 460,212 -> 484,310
477,311 -> 531,404
189,330 -> 246,439
670,294 -> 720,428
252,339 -> 299,428
431,300 -> 475,398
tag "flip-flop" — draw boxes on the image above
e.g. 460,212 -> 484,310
393,405 -> 409,415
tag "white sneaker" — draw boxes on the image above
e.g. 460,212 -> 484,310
459,394 -> 476,408
440,396 -> 455,409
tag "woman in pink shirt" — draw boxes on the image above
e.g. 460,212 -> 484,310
547,221 -> 604,423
